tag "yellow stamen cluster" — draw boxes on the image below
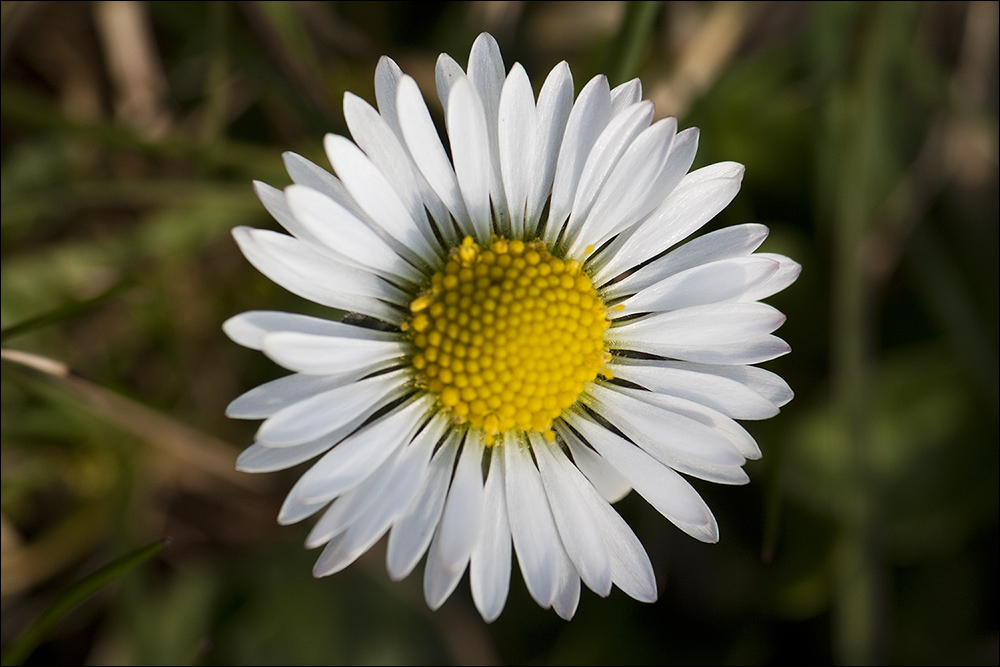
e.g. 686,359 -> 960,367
407,236 -> 611,442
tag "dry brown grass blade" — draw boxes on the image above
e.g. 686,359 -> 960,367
1,349 -> 260,492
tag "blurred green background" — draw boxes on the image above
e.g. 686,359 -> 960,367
1,1 -> 997,664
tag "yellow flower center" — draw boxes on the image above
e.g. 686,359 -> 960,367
407,237 -> 611,442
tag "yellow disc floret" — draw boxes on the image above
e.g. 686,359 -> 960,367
408,236 -> 611,442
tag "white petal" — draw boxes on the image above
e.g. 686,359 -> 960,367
609,78 -> 641,114
447,77 -> 492,242
291,395 -> 431,503
585,383 -> 749,485
545,75 -> 611,244
278,482 -> 335,526
470,449 -> 512,623
639,335 -> 792,365
551,543 -> 581,621
374,56 -> 405,135
568,116 -> 677,254
396,75 -> 472,232
253,181 -> 312,241
503,434 -> 560,608
285,183 -> 422,284
376,56 -> 458,243
261,330 -> 406,376
611,385 -> 763,460
603,222 -> 769,297
740,253 -> 802,302
223,310 -> 400,350
563,433 -> 632,503
498,63 -> 536,237
386,430 -> 461,580
703,363 -> 794,407
591,162 -> 745,285
423,531 -> 467,610
612,302 -> 787,347
562,101 -> 654,247
343,92 -> 437,240
617,256 -> 780,315
256,369 -> 409,446
565,412 -> 719,543
323,134 -> 439,267
466,32 -> 508,227
608,358 -> 779,422
433,431 -> 486,575
525,61 -> 574,229
282,152 -> 368,222
232,226 -> 406,324
532,435 -> 612,596
434,53 -> 465,112
306,442 -> 402,551
317,416 -> 448,573
554,421 -> 657,602
235,437 -> 339,474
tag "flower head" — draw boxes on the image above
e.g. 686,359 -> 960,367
225,33 -> 799,621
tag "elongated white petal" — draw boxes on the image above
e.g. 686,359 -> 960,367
612,302 -> 787,347
591,162 -> 745,284
612,385 -> 763,460
608,358 -> 779,422
610,78 -> 641,114
545,75 -> 611,243
498,63 -> 536,237
375,56 -> 457,243
255,369 -> 409,447
635,335 -> 792,365
563,433 -> 632,503
740,253 -> 803,302
603,222 -> 769,297
232,226 -> 406,323
386,431 -> 461,580
282,152 -> 368,222
551,539 -> 581,621
292,396 -> 431,504
253,181 -> 311,241
396,75 -> 472,231
617,256 -> 780,316
526,61 -> 574,229
435,53 -> 465,112
585,383 -> 749,485
323,134 -> 439,267
568,117 -> 678,254
306,442 -> 403,551
316,416 -> 448,573
554,422 -> 657,602
433,432 -> 486,575
261,331 -> 407,376
285,184 -> 422,284
223,310 -> 401,350
504,435 -> 560,608
235,437 -> 339,474
343,93 -> 435,238
467,32 -> 509,227
565,412 -> 719,543
448,77 -> 492,242
532,434 -> 612,597
423,532 -> 467,610
470,449 -> 512,623
563,101 -> 654,246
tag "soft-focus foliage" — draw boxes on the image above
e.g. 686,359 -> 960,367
1,2 -> 996,665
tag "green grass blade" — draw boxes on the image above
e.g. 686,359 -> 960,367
1,540 -> 168,666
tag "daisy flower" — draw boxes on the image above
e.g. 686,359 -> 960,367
224,32 -> 799,622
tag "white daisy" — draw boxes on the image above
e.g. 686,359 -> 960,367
224,32 -> 799,622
